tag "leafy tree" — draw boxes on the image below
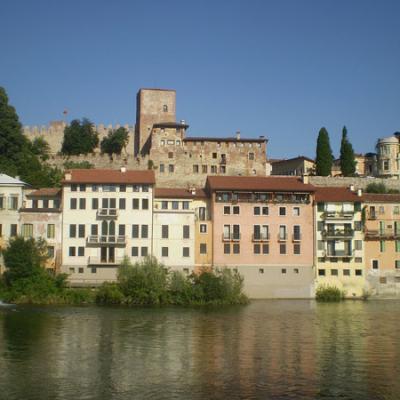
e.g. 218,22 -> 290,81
61,118 -> 99,155
365,182 -> 400,194
339,126 -> 356,176
315,127 -> 334,176
63,160 -> 93,169
30,136 -> 50,161
100,127 -> 129,156
2,237 -> 48,285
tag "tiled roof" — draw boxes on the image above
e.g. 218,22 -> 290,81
155,188 -> 207,199
314,187 -> 363,202
206,176 -> 315,192
0,173 -> 27,186
27,188 -> 61,197
184,136 -> 267,143
62,169 -> 155,184
363,193 -> 400,203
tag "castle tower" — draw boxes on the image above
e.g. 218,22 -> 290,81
135,88 -> 176,156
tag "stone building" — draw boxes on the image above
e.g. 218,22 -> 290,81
271,156 -> 315,176
376,134 -> 400,178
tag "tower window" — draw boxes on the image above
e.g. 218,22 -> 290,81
163,105 -> 168,112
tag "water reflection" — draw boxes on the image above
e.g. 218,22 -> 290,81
1,301 -> 400,399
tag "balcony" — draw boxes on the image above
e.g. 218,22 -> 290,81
277,233 -> 288,241
322,229 -> 354,239
87,235 -> 126,246
292,233 -> 302,241
97,208 -> 118,218
364,229 -> 400,240
88,256 -> 124,265
252,233 -> 270,242
323,250 -> 354,258
323,211 -> 354,220
222,233 -> 241,241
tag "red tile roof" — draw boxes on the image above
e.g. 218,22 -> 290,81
27,188 -> 61,197
206,176 -> 315,192
63,169 -> 155,184
314,187 -> 363,202
155,188 -> 207,199
363,193 -> 400,203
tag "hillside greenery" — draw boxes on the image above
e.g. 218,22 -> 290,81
100,127 -> 129,156
61,118 -> 99,155
365,182 -> 400,194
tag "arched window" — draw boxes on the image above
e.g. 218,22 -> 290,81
101,220 -> 108,235
109,220 -> 116,236
163,104 -> 168,112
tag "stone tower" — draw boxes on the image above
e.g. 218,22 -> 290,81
135,88 -> 176,156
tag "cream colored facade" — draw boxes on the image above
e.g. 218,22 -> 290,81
61,170 -> 154,286
376,135 -> 400,178
315,193 -> 366,297
193,198 -> 213,271
271,157 -> 315,176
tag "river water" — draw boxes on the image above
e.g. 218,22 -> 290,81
0,300 -> 399,400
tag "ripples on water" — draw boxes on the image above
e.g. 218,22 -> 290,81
1,300 -> 400,400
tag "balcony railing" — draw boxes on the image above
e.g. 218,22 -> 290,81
322,229 -> 354,238
277,233 -> 288,241
252,233 -> 270,241
88,256 -> 124,265
222,233 -> 241,241
87,235 -> 126,246
323,250 -> 354,258
364,229 -> 400,239
323,211 -> 354,220
97,208 -> 118,218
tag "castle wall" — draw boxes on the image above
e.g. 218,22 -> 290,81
309,176 -> 400,190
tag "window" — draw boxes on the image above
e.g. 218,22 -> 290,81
355,257 -> 362,263
163,104 -> 168,112
293,207 -> 300,216
279,225 -> 287,240
293,225 -> 301,240
262,207 -> 269,215
172,201 -> 179,210
92,198 -> 99,209
318,269 -> 326,276
70,224 -> 76,238
71,184 -> 77,192
262,244 -> 269,254
0,224 -> 2,236
162,225 -> 169,239
132,224 -> 139,238
10,224 -> 17,237
233,243 -> 240,254
259,268 -> 264,274
183,247 -> 190,257
78,247 -> 84,256
133,185 -> 140,192
47,224 -> 55,239
280,244 -> 286,254
182,201 -> 189,210
142,199 -> 149,210
248,152 -> 255,160
162,247 -> 169,257
293,268 -> 299,274
69,267 -> 75,273
79,184 -> 86,192
169,164 -> 174,173
372,260 -> 379,269
281,268 -> 287,274
183,225 -> 190,239
355,269 -> 362,276
200,243 -> 207,254
279,207 -> 286,216
91,225 -> 98,235
119,224 -> 126,236
254,244 -> 261,254
103,184 -> 116,192
224,243 -> 230,254
395,260 -> 400,269
160,164 -> 165,173
141,225 -> 148,238
193,165 -> 199,173
380,240 -> 385,252
396,240 -> 400,252
202,165 -> 208,173
91,268 -> 97,274
119,184 -> 126,192
132,199 -> 139,209
317,221 -> 324,231
343,269 -> 350,276
211,165 -> 217,173
22,224 -> 33,238
331,269 -> 338,276
160,140 -> 165,147
32,199 -> 38,209
394,206 -> 399,215
78,268 -> 84,273
355,240 -> 362,250
254,207 -> 260,216
92,185 -> 98,192
220,165 -> 226,174
47,246 -> 55,258
69,247 -> 76,256
224,206 -> 230,215
141,247 -> 148,257
79,198 -> 86,210
212,153 -> 217,159
43,199 -> 49,208
354,221 -> 362,231
78,225 -> 85,238
131,247 -> 138,257
232,206 -> 240,215
70,198 -> 77,209
0,196 -> 4,209
200,224 -> 207,233
294,244 -> 301,254
119,198 -> 126,210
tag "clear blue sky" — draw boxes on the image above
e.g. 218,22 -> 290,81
1,0 -> 399,159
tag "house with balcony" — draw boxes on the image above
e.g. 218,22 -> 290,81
314,187 -> 366,297
363,193 -> 400,295
206,175 -> 315,298
19,188 -> 62,272
61,168 -> 155,286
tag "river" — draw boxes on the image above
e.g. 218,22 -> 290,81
0,300 -> 399,400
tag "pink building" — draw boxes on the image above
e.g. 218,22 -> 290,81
206,176 -> 315,298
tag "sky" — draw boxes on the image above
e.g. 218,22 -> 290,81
1,0 -> 399,159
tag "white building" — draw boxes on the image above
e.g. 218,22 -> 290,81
61,168 -> 155,286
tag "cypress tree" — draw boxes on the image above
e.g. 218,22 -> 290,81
315,127 -> 334,176
339,126 -> 356,176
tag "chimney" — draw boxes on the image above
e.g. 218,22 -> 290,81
120,166 -> 126,173
236,130 -> 241,140
357,189 -> 363,197
349,184 -> 355,192
64,172 -> 72,181
302,174 -> 309,184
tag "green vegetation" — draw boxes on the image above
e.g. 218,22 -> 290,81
61,118 -> 99,155
0,86 -> 62,187
315,127 -> 334,176
30,136 -> 50,161
100,127 -> 129,156
339,126 -> 356,176
63,160 -> 94,169
95,257 -> 248,306
365,182 -> 400,194
316,285 -> 345,302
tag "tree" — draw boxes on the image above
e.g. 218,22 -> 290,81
339,126 -> 356,176
2,237 -> 48,285
61,118 -> 99,155
315,127 -> 334,176
100,127 -> 129,156
30,136 -> 50,161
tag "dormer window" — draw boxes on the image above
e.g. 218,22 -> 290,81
163,105 -> 168,112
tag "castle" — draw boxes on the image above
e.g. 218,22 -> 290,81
23,88 -> 268,187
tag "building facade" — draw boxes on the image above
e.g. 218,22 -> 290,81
271,156 -> 315,176
376,134 -> 400,178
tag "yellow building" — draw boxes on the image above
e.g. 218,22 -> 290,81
314,187 -> 366,297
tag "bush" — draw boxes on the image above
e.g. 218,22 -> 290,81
316,285 -> 344,302
169,271 -> 194,305
96,283 -> 124,305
